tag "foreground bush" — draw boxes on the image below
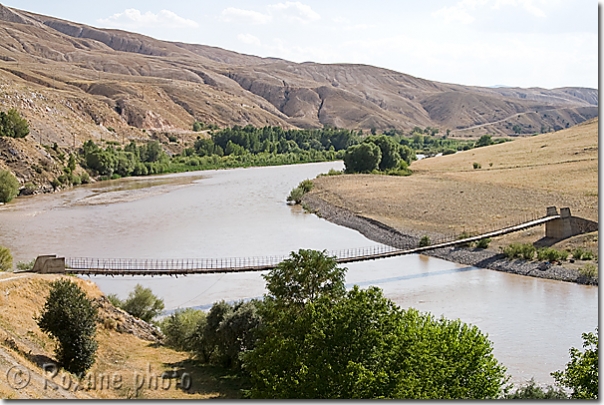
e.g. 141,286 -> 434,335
505,378 -> 567,399
243,249 -> 507,399
37,279 -> 98,374
0,246 -> 13,272
552,329 -> 598,399
0,170 -> 19,203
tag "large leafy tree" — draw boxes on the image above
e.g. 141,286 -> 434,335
552,328 -> 598,399
343,142 -> 382,173
364,135 -> 401,171
37,279 -> 98,374
243,249 -> 507,399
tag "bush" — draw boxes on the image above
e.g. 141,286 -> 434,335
579,263 -> 598,279
572,248 -> 586,260
298,179 -> 314,193
502,243 -> 535,260
286,187 -> 304,204
16,259 -> 35,271
552,329 -> 598,399
457,231 -> 473,248
504,378 -> 567,399
418,235 -> 431,247
287,179 -> 314,204
476,238 -> 491,249
473,162 -> 481,169
0,170 -> 19,203
520,244 -> 536,260
80,171 -> 91,184
119,284 -> 165,323
536,247 -> 565,262
159,308 -> 206,352
0,108 -> 29,138
36,279 -> 98,374
0,246 -> 13,272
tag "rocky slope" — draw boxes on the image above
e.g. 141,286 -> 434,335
0,3 -> 598,194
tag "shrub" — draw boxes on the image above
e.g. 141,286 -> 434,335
119,284 -> 165,323
572,248 -> 586,260
193,121 -> 203,132
520,244 -> 536,260
298,179 -> 314,193
0,108 -> 29,138
36,279 -> 98,374
476,238 -> 491,249
473,162 -> 481,169
457,231 -> 473,248
80,172 -> 91,184
502,243 -> 534,260
0,246 -> 13,272
418,235 -> 431,247
0,170 -> 19,203
159,308 -> 206,352
579,263 -> 598,279
287,179 -> 314,204
536,247 -> 564,262
16,259 -> 35,271
552,329 -> 598,399
286,187 -> 304,204
505,378 -> 567,399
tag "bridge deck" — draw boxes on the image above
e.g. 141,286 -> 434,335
58,215 -> 560,276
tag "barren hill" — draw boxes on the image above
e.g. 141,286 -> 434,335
0,3 -> 597,152
309,118 -> 598,255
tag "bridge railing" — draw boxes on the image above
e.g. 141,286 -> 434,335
64,211 -> 553,274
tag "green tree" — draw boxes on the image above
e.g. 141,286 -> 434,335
343,143 -> 382,173
159,308 -> 206,351
263,249 -> 346,308
364,135 -> 401,171
36,279 -> 98,374
193,121 -> 203,132
475,135 -> 493,147
0,108 -> 29,138
0,170 -> 19,203
120,284 -> 165,322
552,329 -> 598,399
0,245 -> 13,272
244,249 -> 507,399
512,124 -> 522,134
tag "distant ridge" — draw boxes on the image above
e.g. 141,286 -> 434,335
0,2 -> 597,145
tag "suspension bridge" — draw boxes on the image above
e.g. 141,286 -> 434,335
27,206 -> 590,277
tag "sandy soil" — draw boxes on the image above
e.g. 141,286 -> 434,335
308,119 -> 598,259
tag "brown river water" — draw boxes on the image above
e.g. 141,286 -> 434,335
0,161 -> 597,387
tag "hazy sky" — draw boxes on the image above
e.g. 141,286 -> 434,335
3,0 -> 598,89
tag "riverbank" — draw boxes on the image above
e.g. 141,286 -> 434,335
302,193 -> 596,286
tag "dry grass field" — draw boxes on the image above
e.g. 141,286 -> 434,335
310,119 -> 598,254
0,273 -> 245,399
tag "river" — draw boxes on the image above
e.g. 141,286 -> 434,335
0,161 -> 597,387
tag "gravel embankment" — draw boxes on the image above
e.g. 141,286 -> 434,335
302,194 -> 596,286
